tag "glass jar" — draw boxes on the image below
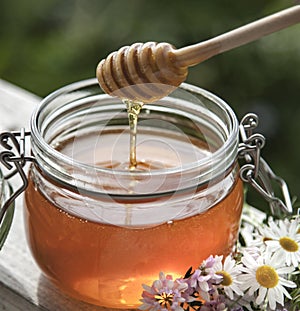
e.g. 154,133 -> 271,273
24,79 -> 243,309
0,169 -> 14,250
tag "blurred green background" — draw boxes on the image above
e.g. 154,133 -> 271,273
0,0 -> 299,207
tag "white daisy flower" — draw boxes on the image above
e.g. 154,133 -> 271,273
239,251 -> 296,310
210,255 -> 244,300
264,218 -> 300,267
240,202 -> 269,246
240,221 -> 258,247
249,218 -> 280,250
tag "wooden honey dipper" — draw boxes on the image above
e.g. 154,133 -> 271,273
97,5 -> 300,102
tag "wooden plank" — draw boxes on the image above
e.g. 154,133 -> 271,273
0,79 -> 40,131
0,80 -> 135,310
0,283 -> 41,311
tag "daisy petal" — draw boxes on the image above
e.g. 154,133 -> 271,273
256,286 -> 267,305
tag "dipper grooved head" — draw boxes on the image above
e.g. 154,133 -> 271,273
96,42 -> 188,103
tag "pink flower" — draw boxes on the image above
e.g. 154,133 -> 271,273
200,292 -> 227,311
139,272 -> 189,311
187,255 -> 223,301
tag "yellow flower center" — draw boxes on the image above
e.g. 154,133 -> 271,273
279,236 -> 299,252
256,265 -> 279,288
155,293 -> 173,307
216,270 -> 233,286
297,227 -> 300,234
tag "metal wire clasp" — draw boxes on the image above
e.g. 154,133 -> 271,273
238,113 -> 293,215
0,128 -> 35,225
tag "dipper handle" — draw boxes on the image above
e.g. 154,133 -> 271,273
175,5 -> 300,67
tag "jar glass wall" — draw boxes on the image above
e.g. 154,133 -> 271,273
24,79 -> 243,308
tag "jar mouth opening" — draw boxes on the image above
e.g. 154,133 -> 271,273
31,79 -> 238,176
31,79 -> 238,197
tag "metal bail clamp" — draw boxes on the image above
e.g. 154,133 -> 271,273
0,128 -> 35,225
238,113 -> 293,215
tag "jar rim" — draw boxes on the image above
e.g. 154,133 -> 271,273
31,78 -> 239,175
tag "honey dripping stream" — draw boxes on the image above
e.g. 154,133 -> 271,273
124,99 -> 144,170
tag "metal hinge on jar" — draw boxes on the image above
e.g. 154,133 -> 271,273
238,113 -> 293,215
0,129 -> 35,225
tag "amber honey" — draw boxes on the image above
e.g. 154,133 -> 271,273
24,128 -> 243,309
24,80 -> 243,309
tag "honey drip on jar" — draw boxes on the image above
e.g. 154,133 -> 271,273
124,99 -> 144,170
